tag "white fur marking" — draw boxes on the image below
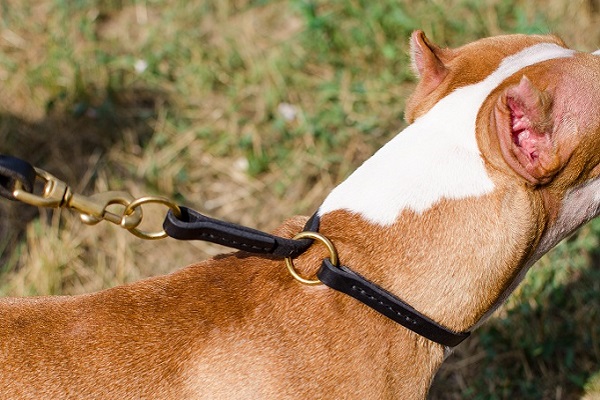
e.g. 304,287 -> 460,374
593,49 -> 600,56
318,43 -> 575,225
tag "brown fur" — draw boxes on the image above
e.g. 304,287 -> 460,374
2,32 -> 600,399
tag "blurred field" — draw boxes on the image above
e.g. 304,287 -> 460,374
1,0 -> 600,398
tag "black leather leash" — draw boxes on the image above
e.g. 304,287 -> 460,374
163,205 -> 319,259
0,154 -> 470,347
0,155 -> 36,200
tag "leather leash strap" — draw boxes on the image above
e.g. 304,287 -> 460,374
0,155 -> 36,200
163,206 -> 319,259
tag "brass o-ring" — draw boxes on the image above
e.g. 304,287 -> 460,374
284,231 -> 338,286
122,196 -> 182,240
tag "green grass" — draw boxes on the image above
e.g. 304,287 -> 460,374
1,0 -> 599,398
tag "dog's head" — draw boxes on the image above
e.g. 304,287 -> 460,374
407,31 -> 600,261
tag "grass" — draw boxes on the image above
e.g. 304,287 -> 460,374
1,0 -> 599,398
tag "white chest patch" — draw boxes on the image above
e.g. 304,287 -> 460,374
318,43 -> 575,225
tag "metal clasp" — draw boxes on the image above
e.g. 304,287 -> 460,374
12,167 -> 180,240
13,168 -> 69,208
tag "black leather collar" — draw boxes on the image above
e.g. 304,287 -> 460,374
317,258 -> 470,347
164,209 -> 470,347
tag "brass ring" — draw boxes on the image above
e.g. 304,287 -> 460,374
284,231 -> 338,286
122,196 -> 182,240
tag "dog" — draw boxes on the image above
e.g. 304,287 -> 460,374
2,30 -> 600,399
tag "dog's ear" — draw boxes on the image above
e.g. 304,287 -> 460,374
406,31 -> 453,122
497,76 -> 560,184
410,30 -> 449,93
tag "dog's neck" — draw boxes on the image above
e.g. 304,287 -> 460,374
312,43 -> 576,334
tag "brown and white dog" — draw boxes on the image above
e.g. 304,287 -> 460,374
2,31 -> 600,399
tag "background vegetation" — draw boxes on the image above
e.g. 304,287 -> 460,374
1,0 -> 599,398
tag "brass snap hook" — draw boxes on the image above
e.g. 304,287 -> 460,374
284,231 -> 338,286
12,168 -> 68,208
